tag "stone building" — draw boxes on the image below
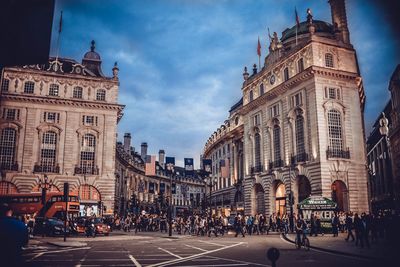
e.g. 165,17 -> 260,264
0,41 -> 124,216
203,0 -> 369,217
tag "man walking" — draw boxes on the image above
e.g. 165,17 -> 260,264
345,212 -> 355,241
234,214 -> 245,237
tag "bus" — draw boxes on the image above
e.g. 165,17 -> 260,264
0,192 -> 80,219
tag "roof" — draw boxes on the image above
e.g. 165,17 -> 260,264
229,98 -> 243,113
281,20 -> 334,42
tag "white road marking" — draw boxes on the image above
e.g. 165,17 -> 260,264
207,255 -> 270,267
27,252 -> 44,261
129,255 -> 142,267
184,244 -> 207,252
158,247 -> 183,259
173,264 -> 247,267
148,242 -> 244,267
197,240 -> 226,247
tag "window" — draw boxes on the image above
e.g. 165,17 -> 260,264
273,125 -> 281,162
253,114 -> 261,126
0,128 -> 17,170
298,58 -> 304,72
49,84 -> 59,96
259,83 -> 264,95
0,181 -> 18,195
96,89 -> 106,101
2,108 -> 19,121
295,114 -> 305,156
327,109 -> 343,154
82,115 -> 98,126
40,131 -> 57,172
1,79 -> 9,92
43,112 -> 60,123
270,104 -> 280,118
73,87 -> 83,99
325,87 -> 341,100
283,67 -> 289,81
254,132 -> 261,168
24,81 -> 35,94
249,90 -> 253,102
291,92 -> 303,107
80,134 -> 96,174
325,53 -> 334,68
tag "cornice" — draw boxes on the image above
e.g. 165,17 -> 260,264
204,125 -> 244,157
1,93 -> 125,111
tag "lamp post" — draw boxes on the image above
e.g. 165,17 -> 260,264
203,175 -> 218,220
38,174 -> 53,217
166,163 -> 174,237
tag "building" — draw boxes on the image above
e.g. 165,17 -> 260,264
0,41 -> 124,216
115,133 -> 205,216
366,102 -> 394,212
203,98 -> 245,216
203,0 -> 369,217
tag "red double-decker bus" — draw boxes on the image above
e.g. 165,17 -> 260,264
0,192 -> 80,218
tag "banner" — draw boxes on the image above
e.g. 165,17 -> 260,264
165,156 -> 175,174
185,158 -> 194,176
149,182 -> 154,194
220,159 -> 230,178
145,155 -> 156,176
202,159 -> 212,173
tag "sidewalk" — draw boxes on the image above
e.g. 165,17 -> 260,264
284,232 -> 394,260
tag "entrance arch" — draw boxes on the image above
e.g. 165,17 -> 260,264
292,175 -> 312,213
252,183 -> 265,215
331,180 -> 349,212
274,182 -> 286,217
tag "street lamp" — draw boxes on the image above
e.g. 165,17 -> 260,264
38,174 -> 53,217
203,175 -> 218,220
166,162 -> 174,237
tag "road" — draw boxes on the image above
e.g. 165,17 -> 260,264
22,232 -> 381,267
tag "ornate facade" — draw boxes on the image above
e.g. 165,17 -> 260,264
203,0 -> 369,217
0,41 -> 124,216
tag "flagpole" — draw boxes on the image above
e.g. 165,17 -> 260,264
296,26 -> 298,46
55,11 -> 63,64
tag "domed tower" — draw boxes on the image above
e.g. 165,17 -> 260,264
329,0 -> 350,44
82,40 -> 104,77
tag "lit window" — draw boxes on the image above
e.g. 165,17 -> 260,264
49,84 -> 59,96
96,89 -> 106,101
24,81 -> 35,94
1,79 -> 10,92
0,128 -> 17,170
298,58 -> 304,72
325,53 -> 334,68
73,87 -> 83,99
284,67 -> 289,81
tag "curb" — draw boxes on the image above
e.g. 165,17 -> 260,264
281,233 -> 382,261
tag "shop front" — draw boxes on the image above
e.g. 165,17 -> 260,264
298,196 -> 337,231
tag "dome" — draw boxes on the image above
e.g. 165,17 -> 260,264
83,40 -> 101,61
281,20 -> 334,42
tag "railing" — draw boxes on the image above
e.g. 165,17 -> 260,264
33,164 -> 60,173
74,165 -> 99,175
326,147 -> 350,159
294,152 -> 309,163
0,162 -> 18,171
250,164 -> 263,174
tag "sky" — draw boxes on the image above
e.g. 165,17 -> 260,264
51,0 -> 399,168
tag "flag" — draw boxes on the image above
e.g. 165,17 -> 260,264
295,7 -> 300,28
257,37 -> 261,57
203,159 -> 212,173
220,159 -> 230,178
165,156 -> 175,174
145,155 -> 156,176
58,11 -> 63,33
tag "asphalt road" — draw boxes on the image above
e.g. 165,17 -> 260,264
22,233 -> 381,267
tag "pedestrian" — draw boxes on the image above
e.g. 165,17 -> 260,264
234,214 -> 245,237
310,213 -> 316,236
354,213 -> 363,247
332,212 -> 339,237
345,212 -> 355,242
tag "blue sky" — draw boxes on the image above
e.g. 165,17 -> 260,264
51,0 -> 399,168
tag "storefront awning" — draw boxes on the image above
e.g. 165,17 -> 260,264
298,196 -> 337,210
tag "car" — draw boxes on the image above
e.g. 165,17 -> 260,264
92,217 -> 111,236
33,217 -> 69,236
73,217 -> 87,234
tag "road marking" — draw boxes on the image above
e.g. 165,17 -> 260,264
149,242 -> 244,267
184,244 -> 207,252
207,256 -> 270,267
158,247 -> 183,259
173,264 -> 247,267
27,252 -> 44,262
197,240 -> 226,247
129,255 -> 142,267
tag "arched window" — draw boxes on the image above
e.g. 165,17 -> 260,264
259,83 -> 264,95
1,78 -> 10,92
254,132 -> 261,170
0,181 -> 18,195
273,125 -> 281,166
80,134 -> 96,174
0,128 -> 17,170
283,67 -> 289,81
298,58 -> 304,72
325,53 -> 334,68
73,86 -> 83,99
249,90 -> 253,102
96,89 -> 106,101
24,81 -> 35,94
295,114 -> 306,160
40,131 -> 57,172
49,84 -> 59,96
327,109 -> 343,157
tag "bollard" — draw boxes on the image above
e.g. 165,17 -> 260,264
266,247 -> 280,267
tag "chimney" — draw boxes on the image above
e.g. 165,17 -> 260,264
141,142 -> 148,161
159,149 -> 165,168
123,133 -> 131,153
328,0 -> 350,44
